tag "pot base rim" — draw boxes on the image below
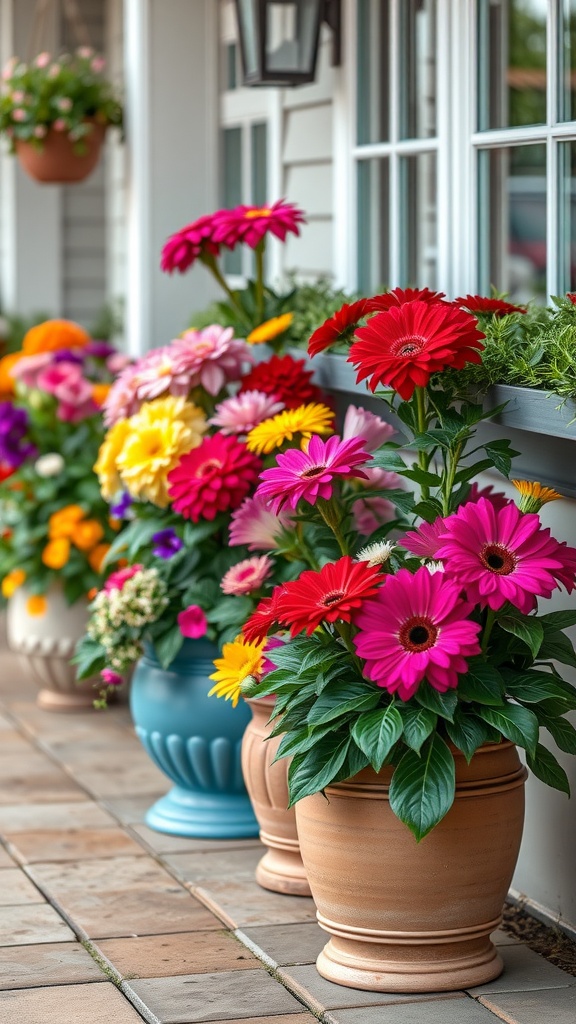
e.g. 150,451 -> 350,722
145,786 -> 259,839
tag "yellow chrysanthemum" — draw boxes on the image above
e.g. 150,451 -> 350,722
117,395 -> 207,507
209,636 -> 267,708
512,479 -> 563,514
1,568 -> 26,598
247,313 -> 294,345
94,419 -> 131,501
42,538 -> 71,569
48,504 -> 86,539
26,594 -> 47,617
246,402 -> 335,456
70,519 -> 105,551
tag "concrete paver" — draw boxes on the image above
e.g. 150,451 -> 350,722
0,941 -> 106,989
0,867 -> 45,905
0,904 -> 75,945
0,846 -> 14,868
467,944 -> 575,994
131,823 -> 262,856
279,963 -> 470,1012
95,931 -> 261,978
0,980 -> 146,1023
480,986 -> 576,1023
0,800 -> 117,831
325,998 -> 500,1024
7,826 -> 146,863
241,922 -> 326,965
0,750 -> 84,804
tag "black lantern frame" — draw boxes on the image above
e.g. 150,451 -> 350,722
234,0 -> 341,88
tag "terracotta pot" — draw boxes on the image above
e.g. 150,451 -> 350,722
295,741 -> 527,992
241,696 -> 311,896
15,120 -> 106,184
7,584 -> 97,711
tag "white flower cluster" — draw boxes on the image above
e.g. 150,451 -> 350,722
88,567 -> 169,672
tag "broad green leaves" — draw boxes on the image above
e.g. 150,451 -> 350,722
389,734 -> 456,841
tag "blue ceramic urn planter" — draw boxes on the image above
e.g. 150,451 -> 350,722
130,639 -> 258,838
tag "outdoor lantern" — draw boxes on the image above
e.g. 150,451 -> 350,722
234,0 -> 341,87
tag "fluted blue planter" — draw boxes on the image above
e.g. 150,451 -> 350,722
130,639 -> 258,838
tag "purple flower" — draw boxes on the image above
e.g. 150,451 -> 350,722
152,527 -> 183,559
85,340 -> 116,359
0,402 -> 37,468
110,492 -> 133,518
52,349 -> 85,365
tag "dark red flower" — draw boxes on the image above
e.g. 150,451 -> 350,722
212,200 -> 305,250
160,214 -> 221,274
366,287 -> 447,312
566,293 -> 576,305
275,556 -> 383,636
454,294 -> 527,317
349,301 -> 485,401
307,299 -> 373,358
242,589 -> 285,643
238,354 -> 325,410
167,434 -> 261,522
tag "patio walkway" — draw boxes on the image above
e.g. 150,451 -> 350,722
0,641 -> 575,1024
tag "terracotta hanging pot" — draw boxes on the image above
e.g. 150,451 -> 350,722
241,696 -> 311,896
14,119 -> 106,184
295,741 -> 527,992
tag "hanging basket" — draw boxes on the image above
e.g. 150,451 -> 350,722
14,119 -> 107,184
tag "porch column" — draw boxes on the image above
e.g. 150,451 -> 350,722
123,0 -> 220,356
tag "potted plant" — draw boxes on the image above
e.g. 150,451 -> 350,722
0,48 -> 122,183
239,288 -> 576,992
0,320 -> 125,710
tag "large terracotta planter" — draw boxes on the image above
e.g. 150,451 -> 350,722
241,696 -> 311,896
7,584 -> 97,711
295,741 -> 527,993
15,120 -> 106,184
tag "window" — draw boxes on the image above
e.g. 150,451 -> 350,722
220,121 -> 269,277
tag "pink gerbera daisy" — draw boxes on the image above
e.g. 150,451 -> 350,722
352,495 -> 396,536
167,434 -> 261,522
401,517 -> 447,559
160,213 -> 221,274
307,299 -> 373,358
212,199 -> 305,250
342,403 -> 396,452
354,567 -> 482,699
435,498 -> 576,614
170,326 -> 253,396
256,434 -> 371,513
229,494 -> 293,550
221,555 -> 274,596
209,391 -> 284,434
276,556 -> 383,636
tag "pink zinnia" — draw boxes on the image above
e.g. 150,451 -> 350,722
401,517 -> 447,559
10,352 -> 52,388
256,434 -> 371,513
212,199 -> 305,250
104,565 -> 143,592
229,494 -> 293,550
103,363 -> 143,426
354,567 -> 482,700
210,390 -> 284,435
342,404 -> 395,452
436,498 -> 576,614
160,213 -> 221,274
221,555 -> 273,596
168,434 -> 261,522
170,326 -> 253,396
352,495 -> 396,536
178,604 -> 208,638
101,668 -> 123,687
37,361 -> 83,396
133,347 -> 183,402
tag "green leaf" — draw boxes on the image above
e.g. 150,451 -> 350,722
445,710 -> 491,762
414,681 -> 458,722
458,662 -> 506,706
274,722 -> 337,761
400,467 -> 442,487
397,705 -> 437,753
539,713 -> 576,755
288,735 -> 352,806
331,740 -> 370,784
153,625 -> 184,670
307,682 -> 381,727
482,438 -> 520,476
453,459 -> 494,485
538,631 -> 576,670
369,449 -> 407,473
351,705 -> 403,772
410,498 -> 445,523
389,734 -> 456,841
498,616 -> 544,659
527,744 -> 570,796
539,610 -> 576,632
503,671 -> 576,709
476,703 -> 539,758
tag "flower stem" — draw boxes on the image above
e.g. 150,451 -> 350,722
414,386 -> 431,503
481,608 -> 497,655
201,253 -> 250,325
317,498 -> 350,556
255,242 -> 265,325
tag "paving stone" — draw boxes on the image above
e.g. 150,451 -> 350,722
125,968 -> 305,1022
71,757 -> 167,799
29,856 -> 222,939
0,940 -> 106,989
325,999 -> 497,1024
0,980 -> 145,1022
96,930 -> 261,978
467,944 -> 575,994
0,868 -> 44,905
8,704 -> 126,742
0,847 -> 14,868
0,751 -> 83,804
100,793 -> 166,824
0,729 -> 30,749
8,827 -> 146,863
492,928 -> 522,946
480,986 -> 576,1023
0,904 -> 75,945
241,922 -> 326,965
196,1018 -> 316,1024
131,823 -> 262,856
0,712 -> 14,729
278,964 -> 469,1012
0,801 -> 115,832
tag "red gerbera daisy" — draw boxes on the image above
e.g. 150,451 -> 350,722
366,287 -> 447,312
454,294 -> 527,317
212,200 -> 305,250
167,434 -> 261,522
349,301 -> 485,400
243,588 -> 285,644
567,293 -> 576,305
275,556 -> 383,636
307,299 -> 373,358
238,353 -> 325,410
160,214 -> 221,274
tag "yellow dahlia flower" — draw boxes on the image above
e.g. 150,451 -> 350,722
246,402 -> 335,456
94,419 -> 131,501
208,635 -> 267,708
117,395 -> 207,507
247,312 -> 293,345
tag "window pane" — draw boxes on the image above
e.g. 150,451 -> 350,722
226,43 -> 238,91
251,123 -> 267,206
399,153 -> 437,286
558,141 -> 576,292
222,127 -> 243,275
399,0 -> 436,139
357,159 -> 390,292
477,0 -> 547,131
478,144 -> 547,302
357,0 -> 390,144
560,1 -> 576,122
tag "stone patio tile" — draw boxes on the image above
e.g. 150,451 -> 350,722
492,927 -> 522,946
100,793 -> 166,824
131,823 -> 262,856
96,930 -> 261,978
0,801 -> 115,832
8,704 -> 126,742
73,759 -> 167,798
326,999 -> 497,1024
0,941 -> 105,989
125,968 -> 306,1023
480,986 -> 576,1023
467,944 -> 575,994
0,868 -> 44,905
0,751 -> 84,804
0,661 -> 37,699
7,827 -> 146,863
0,712 -> 14,729
278,964 -> 469,1013
241,922 -> 326,965
28,856 -> 222,939
0,904 -> 75,945
0,981 -> 145,1022
198,1018 -> 316,1024
0,729 -> 31,750
165,847 -> 265,883
0,847 -> 14,868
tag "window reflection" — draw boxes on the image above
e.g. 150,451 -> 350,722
561,1 -> 576,122
399,0 -> 436,139
357,159 -> 390,293
558,142 -> 576,292
478,0 -> 547,131
400,153 -> 437,286
357,0 -> 390,144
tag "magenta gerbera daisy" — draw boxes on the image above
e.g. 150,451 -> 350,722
307,299 -> 372,358
212,199 -> 305,250
453,294 -> 527,317
221,555 -> 273,596
276,556 -> 383,636
167,434 -> 261,522
349,301 -> 485,400
435,497 -> 576,614
366,287 -> 447,312
353,567 -> 482,699
256,434 -> 371,513
229,494 -> 293,550
160,213 -> 221,274
401,517 -> 447,559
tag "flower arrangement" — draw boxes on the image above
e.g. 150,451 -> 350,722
0,48 -> 122,151
224,287 -> 576,841
0,320 -> 126,611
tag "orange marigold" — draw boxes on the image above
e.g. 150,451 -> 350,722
92,383 -> 111,407
42,538 -> 71,569
26,594 -> 47,617
71,519 -> 105,552
0,352 -> 24,396
88,543 -> 110,573
22,319 -> 90,355
48,505 -> 86,539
